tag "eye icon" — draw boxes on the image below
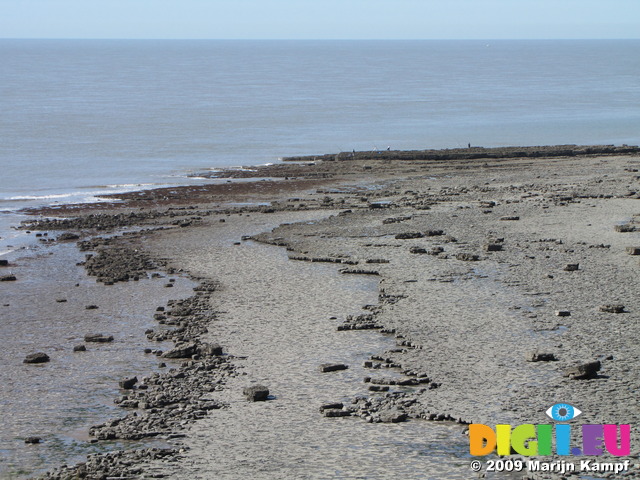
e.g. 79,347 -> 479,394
546,403 -> 581,421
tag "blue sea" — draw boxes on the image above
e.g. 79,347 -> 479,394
1,39 -> 640,250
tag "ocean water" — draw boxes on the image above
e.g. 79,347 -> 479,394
1,39 -> 639,221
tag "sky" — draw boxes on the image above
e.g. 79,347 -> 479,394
0,0 -> 639,40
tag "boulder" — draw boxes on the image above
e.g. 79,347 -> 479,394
599,304 -> 626,313
484,243 -> 503,252
0,275 -> 17,281
84,334 -> 114,343
564,360 -> 601,380
197,343 -> 223,357
73,345 -> 87,352
24,437 -> 41,444
23,352 -> 50,364
563,264 -> 579,271
379,409 -> 408,423
119,376 -> 138,390
319,363 -> 349,373
162,342 -> 197,359
243,385 -> 269,402
525,351 -> 557,362
0,259 -> 8,267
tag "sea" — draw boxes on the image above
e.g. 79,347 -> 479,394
0,39 -> 639,478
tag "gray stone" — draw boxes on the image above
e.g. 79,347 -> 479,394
319,363 -> 349,373
73,345 -> 87,352
119,376 -> 138,390
563,264 -> 579,271
599,304 -> 626,313
564,360 -> 601,380
626,247 -> 640,255
525,351 -> 557,362
197,343 -> 223,357
84,334 -> 114,343
243,385 -> 269,402
23,352 -> 50,364
162,343 -> 197,359
379,409 -> 408,423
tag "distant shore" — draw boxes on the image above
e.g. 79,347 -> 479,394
11,146 -> 640,479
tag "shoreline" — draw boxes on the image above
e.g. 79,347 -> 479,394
5,146 -> 640,479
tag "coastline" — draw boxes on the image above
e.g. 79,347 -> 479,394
5,146 -> 640,479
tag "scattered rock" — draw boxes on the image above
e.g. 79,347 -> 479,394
555,310 -> 571,317
85,304 -> 99,310
119,376 -> 138,390
0,275 -> 17,282
563,263 -> 579,271
162,342 -> 197,359
564,360 -> 601,380
599,304 -> 626,313
243,385 -> 270,402
73,345 -> 87,352
55,298 -> 67,303
24,437 -> 41,444
455,253 -> 479,261
614,224 -> 636,233
84,334 -> 114,343
484,243 -> 503,252
379,409 -> 409,423
24,352 -> 50,364
319,363 -> 349,373
500,216 -> 520,221
525,351 -> 557,362
409,247 -> 427,254
319,403 -> 344,412
395,232 -> 424,240
57,232 -> 80,241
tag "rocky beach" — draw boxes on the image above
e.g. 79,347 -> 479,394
4,145 -> 640,479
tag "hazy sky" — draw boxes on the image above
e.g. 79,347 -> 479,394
1,0 -> 639,40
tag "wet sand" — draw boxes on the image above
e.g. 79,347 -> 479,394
8,147 -> 640,479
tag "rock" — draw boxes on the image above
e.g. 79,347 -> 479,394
564,360 -> 601,380
23,352 -> 50,364
162,343 -> 197,359
599,304 -> 626,313
73,345 -> 87,352
56,298 -> 67,303
563,263 -> 579,271
243,385 -> 270,402
500,216 -> 520,221
197,343 -> 223,357
24,437 -> 41,444
484,243 -> 503,252
119,376 -> 138,389
319,403 -> 344,412
455,253 -> 479,261
525,351 -> 557,362
369,385 -> 390,392
84,334 -> 114,343
379,410 -> 408,423
85,304 -> 99,310
395,232 -> 424,240
555,310 -> 571,317
323,409 -> 351,417
319,363 -> 349,373
0,259 -> 8,266
0,275 -> 17,281
625,247 -> 640,255
57,232 -> 80,241
614,224 -> 636,233
424,229 -> 444,236
409,247 -> 427,254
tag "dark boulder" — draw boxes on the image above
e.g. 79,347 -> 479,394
24,352 -> 50,364
243,385 -> 270,402
84,334 -> 114,343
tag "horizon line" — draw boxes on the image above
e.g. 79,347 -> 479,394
1,37 -> 639,41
